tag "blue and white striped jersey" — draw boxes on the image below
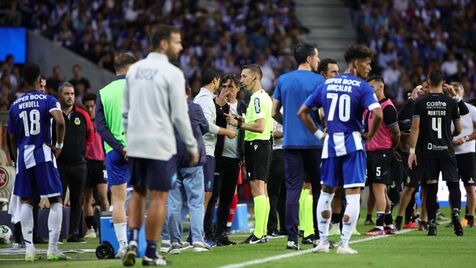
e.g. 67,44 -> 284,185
8,90 -> 61,172
304,74 -> 380,158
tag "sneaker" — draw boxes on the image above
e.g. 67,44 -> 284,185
365,228 -> 385,236
302,234 -> 315,245
336,246 -> 358,254
12,242 -> 25,249
168,242 -> 183,254
66,234 -> 86,243
352,227 -> 361,236
181,241 -> 192,251
418,221 -> 428,231
384,226 -> 397,235
451,209 -> 464,236
436,211 -> 449,221
214,234 -> 236,246
160,240 -> 170,253
460,217 -> 468,227
260,235 -> 269,243
142,253 -> 168,266
427,221 -> 437,236
395,216 -> 403,230
47,250 -> 71,261
403,221 -> 418,229
328,226 -> 341,236
204,238 -> 217,247
116,247 -> 127,259
84,228 -> 97,239
25,251 -> 37,262
286,240 -> 299,250
313,242 -> 330,253
364,219 -> 374,226
241,234 -> 262,244
192,241 -> 211,252
267,230 -> 284,238
122,240 -> 137,267
225,226 -> 232,235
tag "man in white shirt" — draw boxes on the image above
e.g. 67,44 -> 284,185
451,82 -> 476,228
122,25 -> 199,266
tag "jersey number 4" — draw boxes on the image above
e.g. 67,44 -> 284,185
327,93 -> 350,122
431,117 -> 442,139
19,109 -> 41,136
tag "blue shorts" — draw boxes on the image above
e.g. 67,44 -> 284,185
14,161 -> 62,198
128,156 -> 177,191
203,156 -> 215,192
321,150 -> 366,189
106,150 -> 129,186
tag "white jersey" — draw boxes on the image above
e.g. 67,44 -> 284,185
222,101 -> 239,159
123,52 -> 197,160
194,88 -> 220,156
453,102 -> 476,154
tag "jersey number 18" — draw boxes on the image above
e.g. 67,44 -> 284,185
19,109 -> 41,136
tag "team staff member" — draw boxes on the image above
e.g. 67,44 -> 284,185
408,70 -> 463,236
56,82 -> 93,243
122,25 -> 199,266
212,74 -> 247,246
227,64 -> 273,244
96,53 -> 137,257
272,43 -> 325,249
82,92 -> 109,239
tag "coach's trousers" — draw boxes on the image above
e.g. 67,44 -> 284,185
267,149 -> 286,234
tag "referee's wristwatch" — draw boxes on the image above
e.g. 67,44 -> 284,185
55,142 -> 64,150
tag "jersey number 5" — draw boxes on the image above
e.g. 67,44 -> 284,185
327,93 -> 350,122
431,117 -> 442,139
19,109 -> 41,136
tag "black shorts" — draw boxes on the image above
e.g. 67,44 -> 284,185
128,156 -> 177,191
366,149 -> 393,185
86,160 -> 107,188
404,152 -> 423,188
421,155 -> 458,182
456,153 -> 476,186
244,140 -> 272,182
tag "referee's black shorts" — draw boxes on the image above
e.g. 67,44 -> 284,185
244,140 -> 272,182
456,153 -> 476,186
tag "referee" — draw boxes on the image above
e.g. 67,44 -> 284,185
227,64 -> 273,244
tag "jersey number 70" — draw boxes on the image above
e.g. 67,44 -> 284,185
327,93 -> 351,122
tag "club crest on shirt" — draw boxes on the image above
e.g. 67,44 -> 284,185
0,167 -> 9,190
74,117 -> 81,125
254,98 -> 261,113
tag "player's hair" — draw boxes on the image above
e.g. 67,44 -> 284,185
367,75 -> 384,84
201,68 -> 220,86
242,64 -> 263,80
22,64 -> 41,86
428,70 -> 443,87
114,53 -> 137,73
344,44 -> 374,64
317,58 -> 337,74
294,43 -> 317,65
150,24 -> 180,50
221,73 -> 240,88
82,92 -> 97,104
58,82 -> 74,93
450,81 -> 464,92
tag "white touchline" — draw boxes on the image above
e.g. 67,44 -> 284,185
220,229 -> 414,268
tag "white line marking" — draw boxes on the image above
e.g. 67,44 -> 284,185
220,229 -> 413,268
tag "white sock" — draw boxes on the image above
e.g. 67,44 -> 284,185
114,222 -> 128,249
20,203 -> 35,254
341,194 -> 360,247
317,191 -> 334,245
48,202 -> 63,253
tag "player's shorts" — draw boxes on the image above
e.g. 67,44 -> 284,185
128,156 -> 177,191
321,150 -> 366,189
106,150 -> 129,186
86,160 -> 107,188
421,156 -> 458,182
203,155 -> 215,192
366,149 -> 393,185
402,152 -> 423,188
14,161 -> 62,198
245,140 -> 272,182
456,153 -> 476,186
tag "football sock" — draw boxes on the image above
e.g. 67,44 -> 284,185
447,182 -> 461,211
48,202 -> 63,253
385,212 -> 394,228
114,222 -> 128,249
375,211 -> 385,229
303,194 -> 314,237
128,228 -> 140,243
263,197 -> 270,235
317,191 -> 334,245
145,240 -> 158,258
20,203 -> 34,253
341,194 -> 360,247
366,213 -> 372,222
425,184 -> 438,223
299,189 -> 309,231
253,195 -> 266,238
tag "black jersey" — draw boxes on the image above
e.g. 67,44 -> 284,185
413,93 -> 459,158
398,98 -> 414,134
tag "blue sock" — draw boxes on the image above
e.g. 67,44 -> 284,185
128,228 -> 140,242
146,240 -> 158,258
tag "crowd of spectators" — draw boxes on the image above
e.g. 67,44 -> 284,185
348,0 -> 476,106
0,0 -> 308,93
